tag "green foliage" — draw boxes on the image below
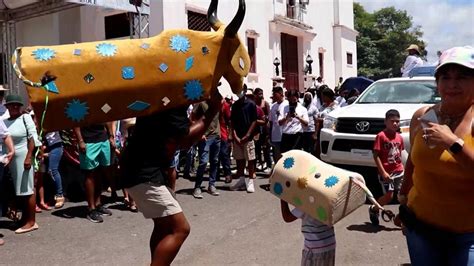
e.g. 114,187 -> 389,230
354,3 -> 427,79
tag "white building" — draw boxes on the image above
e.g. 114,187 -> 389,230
9,0 -> 357,99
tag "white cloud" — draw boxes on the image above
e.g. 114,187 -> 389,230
357,0 -> 474,64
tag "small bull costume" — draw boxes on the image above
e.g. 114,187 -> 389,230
12,0 -> 250,132
270,150 -> 393,226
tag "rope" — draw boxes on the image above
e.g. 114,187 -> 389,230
33,90 -> 49,172
350,175 -> 395,222
11,48 -> 43,88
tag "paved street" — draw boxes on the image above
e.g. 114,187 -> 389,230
0,174 -> 409,265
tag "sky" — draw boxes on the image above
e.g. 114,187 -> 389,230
356,0 -> 474,64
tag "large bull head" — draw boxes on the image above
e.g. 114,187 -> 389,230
13,0 -> 249,131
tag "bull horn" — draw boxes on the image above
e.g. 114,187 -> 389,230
224,0 -> 246,37
207,0 -> 222,31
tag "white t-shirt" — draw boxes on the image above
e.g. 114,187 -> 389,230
304,104 -> 319,132
0,119 -> 10,155
279,103 -> 309,135
335,96 -> 346,107
401,55 -> 423,77
269,100 -> 288,142
291,207 -> 336,253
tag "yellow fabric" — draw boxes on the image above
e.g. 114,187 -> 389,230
16,27 -> 250,131
269,150 -> 366,226
408,131 -> 474,233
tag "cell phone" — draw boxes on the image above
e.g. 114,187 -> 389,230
418,108 -> 438,128
289,105 -> 296,116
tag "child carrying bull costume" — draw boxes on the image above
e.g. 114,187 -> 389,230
271,150 -> 395,265
12,0 -> 250,132
13,1 -> 249,265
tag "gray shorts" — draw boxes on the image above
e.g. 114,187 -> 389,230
378,172 -> 404,193
126,182 -> 182,219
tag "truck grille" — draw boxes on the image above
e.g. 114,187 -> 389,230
332,139 -> 374,152
335,118 -> 385,134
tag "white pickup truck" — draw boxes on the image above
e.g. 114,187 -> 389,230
319,77 -> 439,167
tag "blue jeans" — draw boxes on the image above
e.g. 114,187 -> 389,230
183,145 -> 196,178
48,145 -> 64,196
195,136 -> 221,189
219,140 -> 231,177
406,228 -> 474,265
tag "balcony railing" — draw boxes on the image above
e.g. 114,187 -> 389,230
286,2 -> 307,23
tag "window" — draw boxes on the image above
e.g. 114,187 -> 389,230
247,37 -> 256,73
187,11 -> 210,31
347,52 -> 353,65
318,52 -> 324,78
104,13 -> 130,40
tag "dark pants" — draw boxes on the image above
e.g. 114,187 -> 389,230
301,131 -> 316,155
219,139 -> 231,177
255,134 -> 272,168
0,163 -> 5,217
281,133 -> 303,153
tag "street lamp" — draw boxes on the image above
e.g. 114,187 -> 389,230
305,54 -> 313,75
273,57 -> 281,76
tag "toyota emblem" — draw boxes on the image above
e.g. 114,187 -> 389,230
355,121 -> 370,132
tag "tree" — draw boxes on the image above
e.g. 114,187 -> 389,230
354,3 -> 426,79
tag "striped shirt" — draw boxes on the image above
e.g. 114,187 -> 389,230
291,208 -> 336,253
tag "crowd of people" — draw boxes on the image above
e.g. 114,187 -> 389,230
1,45 -> 472,266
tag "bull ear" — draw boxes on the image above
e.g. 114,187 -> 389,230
225,42 -> 250,95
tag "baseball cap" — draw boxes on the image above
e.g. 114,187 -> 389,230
435,46 -> 474,75
4,94 -> 24,106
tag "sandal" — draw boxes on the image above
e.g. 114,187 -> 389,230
15,223 -> 39,234
38,203 -> 52,211
130,205 -> 138,213
35,205 -> 42,213
7,208 -> 20,222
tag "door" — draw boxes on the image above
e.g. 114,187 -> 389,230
281,33 -> 299,90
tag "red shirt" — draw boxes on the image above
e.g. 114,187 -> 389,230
373,129 -> 404,174
220,101 -> 231,141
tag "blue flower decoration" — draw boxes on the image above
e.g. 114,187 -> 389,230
32,48 -> 55,61
273,183 -> 283,195
96,43 -> 117,57
283,157 -> 295,169
170,35 -> 190,53
185,56 -> 194,72
122,66 -> 135,80
65,99 -> 89,122
324,175 -> 339,188
128,101 -> 150,111
184,80 -> 203,100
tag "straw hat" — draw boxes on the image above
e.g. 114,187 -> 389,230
406,44 -> 421,55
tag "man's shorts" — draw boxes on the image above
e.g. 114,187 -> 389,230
126,182 -> 182,219
233,140 -> 256,161
79,140 -> 111,170
379,171 -> 404,193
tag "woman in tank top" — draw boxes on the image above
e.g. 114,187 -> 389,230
399,46 -> 474,265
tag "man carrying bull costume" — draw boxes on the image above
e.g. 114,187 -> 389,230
12,0 -> 248,262
120,1 -> 246,264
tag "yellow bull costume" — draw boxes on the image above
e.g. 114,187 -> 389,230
13,0 -> 249,132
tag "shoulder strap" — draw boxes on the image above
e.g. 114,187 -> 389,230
22,114 -> 29,138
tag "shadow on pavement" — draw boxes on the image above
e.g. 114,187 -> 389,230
346,222 -> 402,233
51,205 -> 88,219
0,220 -> 17,231
108,204 -> 129,212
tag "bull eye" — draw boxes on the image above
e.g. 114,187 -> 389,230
285,181 -> 291,188
201,46 -> 209,55
314,173 -> 321,179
